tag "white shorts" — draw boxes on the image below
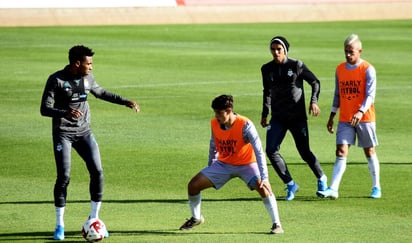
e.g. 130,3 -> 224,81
200,160 -> 260,190
336,122 -> 378,148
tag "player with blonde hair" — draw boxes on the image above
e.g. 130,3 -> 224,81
317,34 -> 381,199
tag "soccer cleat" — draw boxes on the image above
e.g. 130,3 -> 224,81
270,223 -> 284,234
179,216 -> 204,230
317,176 -> 327,192
317,187 -> 339,199
285,183 -> 299,201
370,187 -> 381,199
53,225 -> 64,240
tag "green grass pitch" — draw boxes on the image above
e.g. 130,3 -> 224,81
0,20 -> 411,242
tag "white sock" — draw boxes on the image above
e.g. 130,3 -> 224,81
330,156 -> 347,191
188,194 -> 201,220
90,201 -> 102,219
287,180 -> 295,186
263,194 -> 281,226
55,207 -> 65,227
367,154 -> 381,189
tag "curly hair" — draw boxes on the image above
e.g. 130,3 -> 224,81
211,94 -> 234,111
68,45 -> 94,64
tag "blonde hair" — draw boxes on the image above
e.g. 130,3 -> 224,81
344,34 -> 362,49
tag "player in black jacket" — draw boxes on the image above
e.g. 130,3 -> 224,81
40,45 -> 140,240
260,36 -> 327,201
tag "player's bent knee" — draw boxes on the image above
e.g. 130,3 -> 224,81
247,175 -> 259,190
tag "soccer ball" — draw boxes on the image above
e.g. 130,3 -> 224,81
81,218 -> 106,242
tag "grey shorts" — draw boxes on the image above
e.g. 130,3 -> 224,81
336,122 -> 378,148
200,160 -> 260,190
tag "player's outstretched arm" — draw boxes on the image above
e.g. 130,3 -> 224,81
125,100 -> 140,112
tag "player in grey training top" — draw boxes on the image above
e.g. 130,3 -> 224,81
40,45 -> 140,241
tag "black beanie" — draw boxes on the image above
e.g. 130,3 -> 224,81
270,36 -> 290,55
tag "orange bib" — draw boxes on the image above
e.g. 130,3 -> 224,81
211,115 -> 256,165
336,61 -> 375,122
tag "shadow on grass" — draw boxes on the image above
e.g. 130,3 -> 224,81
287,161 -> 412,166
0,231 -> 84,242
0,229 -> 270,242
0,197 -> 265,205
0,192 -> 380,205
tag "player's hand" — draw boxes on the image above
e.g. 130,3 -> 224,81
309,103 -> 320,117
259,180 -> 273,194
260,118 -> 268,128
65,108 -> 83,119
350,111 -> 363,127
126,101 -> 140,112
326,118 -> 334,134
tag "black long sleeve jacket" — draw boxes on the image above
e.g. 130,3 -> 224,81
261,57 -> 320,123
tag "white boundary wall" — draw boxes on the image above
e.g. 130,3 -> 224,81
0,0 -> 411,26
0,0 -> 177,8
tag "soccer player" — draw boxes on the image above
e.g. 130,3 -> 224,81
179,95 -> 283,234
40,45 -> 140,240
260,36 -> 327,201
317,34 -> 381,199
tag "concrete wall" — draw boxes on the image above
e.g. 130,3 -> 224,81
1,0 -> 411,26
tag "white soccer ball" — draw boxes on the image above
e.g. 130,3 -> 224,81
81,218 -> 106,242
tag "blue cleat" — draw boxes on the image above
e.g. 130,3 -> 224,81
285,183 -> 299,201
53,225 -> 64,240
317,177 -> 327,192
370,187 -> 381,199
